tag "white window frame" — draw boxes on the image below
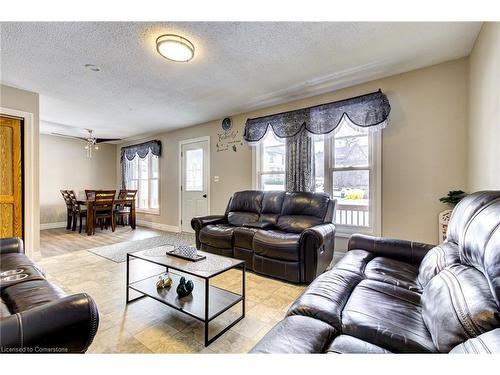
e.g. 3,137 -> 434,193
125,152 -> 160,215
252,129 -> 381,237
252,132 -> 286,191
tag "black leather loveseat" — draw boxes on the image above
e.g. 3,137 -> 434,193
191,190 -> 336,283
0,237 -> 99,353
251,191 -> 500,353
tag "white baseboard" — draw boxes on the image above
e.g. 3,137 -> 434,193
40,221 -> 67,230
136,220 -> 181,233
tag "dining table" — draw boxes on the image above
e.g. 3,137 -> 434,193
77,198 -> 136,236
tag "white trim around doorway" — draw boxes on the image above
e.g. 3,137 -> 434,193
178,136 -> 211,232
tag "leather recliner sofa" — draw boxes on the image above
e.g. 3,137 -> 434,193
251,191 -> 500,353
0,237 -> 99,353
191,190 -> 336,283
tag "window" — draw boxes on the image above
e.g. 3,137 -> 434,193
185,148 -> 203,191
124,151 -> 159,213
255,131 -> 286,191
253,123 -> 381,235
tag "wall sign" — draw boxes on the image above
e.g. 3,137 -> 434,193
216,117 -> 243,152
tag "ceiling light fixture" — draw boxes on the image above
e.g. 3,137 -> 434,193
156,34 -> 195,62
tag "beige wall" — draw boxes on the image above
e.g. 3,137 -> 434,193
468,23 -> 500,191
40,134 -> 117,225
0,84 -> 40,251
117,58 -> 469,244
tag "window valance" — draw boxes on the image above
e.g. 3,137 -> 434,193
120,140 -> 162,162
244,90 -> 390,144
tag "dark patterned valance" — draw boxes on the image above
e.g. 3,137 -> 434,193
120,140 -> 162,162
244,90 -> 390,143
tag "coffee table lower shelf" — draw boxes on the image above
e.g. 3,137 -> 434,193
126,252 -> 245,347
128,273 -> 243,322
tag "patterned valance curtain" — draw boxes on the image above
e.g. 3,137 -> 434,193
120,140 -> 162,189
244,90 -> 390,144
286,130 -> 315,192
120,140 -> 162,162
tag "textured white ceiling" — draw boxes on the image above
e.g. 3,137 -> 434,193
0,22 -> 481,139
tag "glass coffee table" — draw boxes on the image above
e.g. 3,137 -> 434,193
126,245 -> 245,346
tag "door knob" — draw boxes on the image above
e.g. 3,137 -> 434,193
203,194 -> 207,198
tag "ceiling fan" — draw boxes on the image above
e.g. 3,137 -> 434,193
50,129 -> 121,158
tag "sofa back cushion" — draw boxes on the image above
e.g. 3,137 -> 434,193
459,197 -> 500,305
421,264 -> 500,352
446,191 -> 500,245
227,190 -> 263,226
260,191 -> 285,224
417,242 -> 461,288
276,192 -> 330,233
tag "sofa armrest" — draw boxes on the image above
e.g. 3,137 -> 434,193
0,293 -> 99,353
300,223 -> 336,283
0,237 -> 24,255
348,233 -> 435,266
191,215 -> 227,249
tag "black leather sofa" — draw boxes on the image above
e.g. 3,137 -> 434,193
251,191 -> 500,353
0,237 -> 99,353
192,190 -> 336,283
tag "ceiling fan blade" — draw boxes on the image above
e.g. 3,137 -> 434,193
95,138 -> 122,143
50,132 -> 88,142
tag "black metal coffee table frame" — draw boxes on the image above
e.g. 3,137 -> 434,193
126,251 -> 245,347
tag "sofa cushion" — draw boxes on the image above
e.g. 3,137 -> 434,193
253,230 -> 300,261
227,212 -> 259,226
342,279 -> 436,353
2,279 -> 66,313
0,253 -> 39,272
417,242 -> 461,288
250,315 -> 336,354
421,264 -> 500,352
287,261 -> 365,330
259,191 -> 285,224
364,256 -> 421,292
199,224 -> 234,248
276,215 -> 324,233
450,329 -> 500,354
326,335 -> 392,354
233,227 -> 258,250
227,190 -> 263,226
276,192 -> 330,233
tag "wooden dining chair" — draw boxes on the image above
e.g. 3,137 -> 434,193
114,189 -> 137,226
92,190 -> 116,234
60,190 -> 74,230
67,190 -> 87,233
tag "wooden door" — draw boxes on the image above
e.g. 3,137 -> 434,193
0,116 -> 23,238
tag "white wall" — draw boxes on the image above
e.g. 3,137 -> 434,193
40,134 -> 117,226
468,22 -> 500,191
117,58 -> 469,244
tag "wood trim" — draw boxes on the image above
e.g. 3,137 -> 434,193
0,116 -> 23,238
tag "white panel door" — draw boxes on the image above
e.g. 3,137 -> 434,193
181,140 -> 209,232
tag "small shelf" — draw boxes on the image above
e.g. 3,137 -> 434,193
128,273 -> 242,321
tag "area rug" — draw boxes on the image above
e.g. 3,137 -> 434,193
87,233 -> 196,263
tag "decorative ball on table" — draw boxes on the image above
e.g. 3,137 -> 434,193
176,276 -> 194,298
156,273 -> 172,289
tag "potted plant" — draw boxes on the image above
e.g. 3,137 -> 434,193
438,190 -> 468,242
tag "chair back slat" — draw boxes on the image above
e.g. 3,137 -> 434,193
60,190 -> 73,209
94,190 -> 116,212
67,190 -> 83,213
